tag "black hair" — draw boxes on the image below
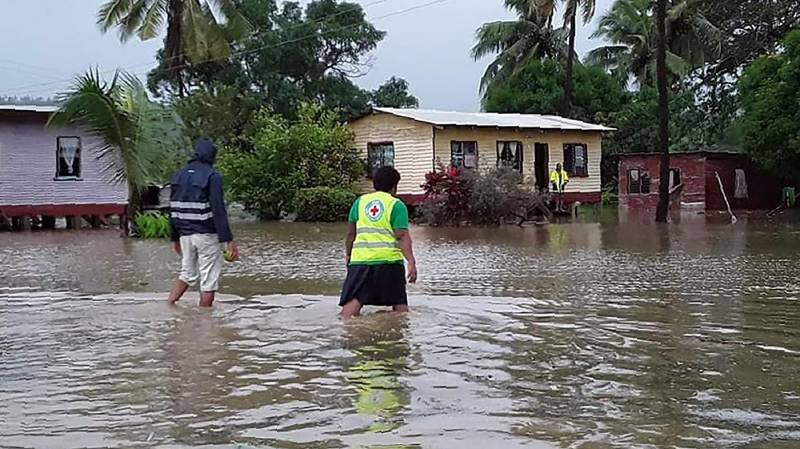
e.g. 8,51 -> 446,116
373,166 -> 401,192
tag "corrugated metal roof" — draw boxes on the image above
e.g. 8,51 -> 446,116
0,104 -> 59,113
373,107 -> 615,131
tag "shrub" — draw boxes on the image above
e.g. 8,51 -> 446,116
293,187 -> 357,222
467,167 -> 524,225
134,212 -> 171,239
418,165 -> 551,226
418,164 -> 471,226
218,104 -> 365,219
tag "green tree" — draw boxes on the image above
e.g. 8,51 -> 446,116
472,0 -> 570,93
483,58 -> 628,123
587,0 -> 720,87
218,104 -> 364,219
597,87 -> 706,185
148,0 -> 383,119
370,77 -> 419,108
97,0 -> 249,94
738,30 -> 800,178
48,70 -> 186,216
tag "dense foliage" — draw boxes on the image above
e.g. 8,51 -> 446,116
370,77 -> 419,108
219,104 -> 364,219
419,165 -> 551,226
484,59 -> 628,123
738,30 -> 800,179
293,187 -> 357,222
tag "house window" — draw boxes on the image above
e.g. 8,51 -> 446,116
451,141 -> 478,169
628,169 -> 650,194
56,136 -> 81,180
563,143 -> 588,177
496,141 -> 523,172
367,142 -> 395,178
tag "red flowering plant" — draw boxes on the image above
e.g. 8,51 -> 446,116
419,162 -> 471,226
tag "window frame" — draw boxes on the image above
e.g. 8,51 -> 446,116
496,140 -> 523,173
451,140 -> 478,170
366,142 -> 395,178
628,168 -> 651,194
563,143 -> 589,177
54,136 -> 83,181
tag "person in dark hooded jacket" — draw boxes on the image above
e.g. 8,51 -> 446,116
167,138 -> 239,307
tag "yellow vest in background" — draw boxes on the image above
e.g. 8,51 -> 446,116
550,169 -> 569,192
350,191 -> 404,264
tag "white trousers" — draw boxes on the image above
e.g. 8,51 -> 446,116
179,233 -> 223,292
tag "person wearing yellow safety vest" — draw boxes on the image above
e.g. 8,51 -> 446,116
550,163 -> 569,213
340,166 -> 418,319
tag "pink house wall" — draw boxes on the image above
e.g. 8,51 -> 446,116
0,111 -> 128,210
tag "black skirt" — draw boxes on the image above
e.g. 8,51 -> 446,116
339,263 -> 408,307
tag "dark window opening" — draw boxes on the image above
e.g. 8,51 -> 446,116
628,168 -> 650,194
496,141 -> 523,172
563,143 -> 588,177
367,142 -> 395,178
451,141 -> 478,169
56,136 -> 82,180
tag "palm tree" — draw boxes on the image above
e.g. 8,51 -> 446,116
529,0 -> 597,113
97,0 -> 249,94
48,70 -> 183,226
472,0 -> 570,94
655,0 -> 670,223
562,0 -> 597,114
587,0 -> 720,87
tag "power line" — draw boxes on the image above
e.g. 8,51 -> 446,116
0,0 -> 442,98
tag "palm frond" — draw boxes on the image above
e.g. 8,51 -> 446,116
48,69 -> 182,194
98,0 -> 133,33
210,0 -> 251,39
138,0 -> 167,40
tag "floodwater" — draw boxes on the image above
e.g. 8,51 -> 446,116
3,212 -> 800,449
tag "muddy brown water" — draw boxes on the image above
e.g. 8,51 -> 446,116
2,214 -> 800,448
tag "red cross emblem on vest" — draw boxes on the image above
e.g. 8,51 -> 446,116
365,199 -> 384,222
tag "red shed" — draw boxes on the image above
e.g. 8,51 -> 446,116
618,152 -> 786,211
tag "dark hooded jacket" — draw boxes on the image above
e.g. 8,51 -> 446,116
169,139 -> 234,243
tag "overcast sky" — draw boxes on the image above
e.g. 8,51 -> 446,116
0,0 -> 613,111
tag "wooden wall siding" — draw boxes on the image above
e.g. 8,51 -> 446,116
0,115 -> 128,207
349,113 -> 434,195
433,126 -> 603,194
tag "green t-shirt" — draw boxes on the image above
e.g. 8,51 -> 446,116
348,196 -> 409,229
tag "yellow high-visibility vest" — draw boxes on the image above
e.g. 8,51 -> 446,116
350,191 -> 404,264
550,169 -> 569,192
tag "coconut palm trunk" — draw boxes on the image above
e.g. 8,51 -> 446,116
563,9 -> 577,114
655,0 -> 670,223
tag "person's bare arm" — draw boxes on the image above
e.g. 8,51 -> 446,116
395,229 -> 417,283
344,222 -> 357,265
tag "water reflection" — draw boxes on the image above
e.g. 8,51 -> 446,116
343,314 -> 411,434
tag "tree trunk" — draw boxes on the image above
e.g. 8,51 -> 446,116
126,184 -> 141,237
562,10 -> 577,115
167,0 -> 186,97
655,0 -> 670,223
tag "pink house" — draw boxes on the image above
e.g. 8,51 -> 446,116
0,105 -> 128,229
